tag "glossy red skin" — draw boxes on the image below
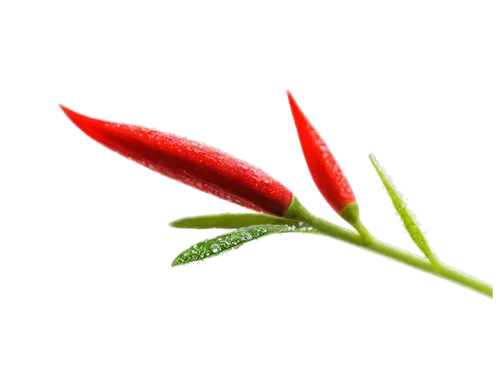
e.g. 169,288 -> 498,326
286,91 -> 356,214
60,105 -> 293,216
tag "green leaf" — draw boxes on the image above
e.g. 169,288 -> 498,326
369,154 -> 439,266
169,213 -> 300,229
171,223 -> 315,266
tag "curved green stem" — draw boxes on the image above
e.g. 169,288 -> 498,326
286,198 -> 493,298
349,219 -> 374,244
340,202 -> 375,243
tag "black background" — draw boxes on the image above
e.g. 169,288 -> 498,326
47,73 -> 497,304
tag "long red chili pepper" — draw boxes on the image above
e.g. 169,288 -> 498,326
286,91 -> 369,236
60,105 -> 293,216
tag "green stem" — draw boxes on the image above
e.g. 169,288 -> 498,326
349,219 -> 374,244
286,198 -> 493,298
339,202 -> 375,243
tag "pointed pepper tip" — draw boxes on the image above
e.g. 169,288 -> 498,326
283,86 -> 295,102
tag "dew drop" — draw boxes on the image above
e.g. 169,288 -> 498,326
210,244 -> 221,253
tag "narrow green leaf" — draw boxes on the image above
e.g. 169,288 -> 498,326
369,154 -> 439,266
169,213 -> 300,229
171,223 -> 315,266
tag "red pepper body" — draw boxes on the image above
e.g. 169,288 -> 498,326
286,91 -> 356,216
60,105 -> 293,216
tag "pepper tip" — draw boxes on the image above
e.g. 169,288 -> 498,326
283,86 -> 294,101
56,100 -> 66,115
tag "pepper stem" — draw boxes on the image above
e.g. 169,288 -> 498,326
349,220 -> 373,244
340,202 -> 374,243
286,198 -> 373,243
285,196 -> 492,298
284,196 -> 315,222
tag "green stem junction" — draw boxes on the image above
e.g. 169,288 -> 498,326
286,197 -> 492,298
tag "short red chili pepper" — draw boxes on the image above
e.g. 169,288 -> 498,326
60,105 -> 293,216
286,90 -> 368,234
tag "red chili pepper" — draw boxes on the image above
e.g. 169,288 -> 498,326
286,90 -> 366,230
60,105 -> 293,216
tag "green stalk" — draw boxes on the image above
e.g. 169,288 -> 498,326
339,202 -> 375,244
286,197 -> 492,298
